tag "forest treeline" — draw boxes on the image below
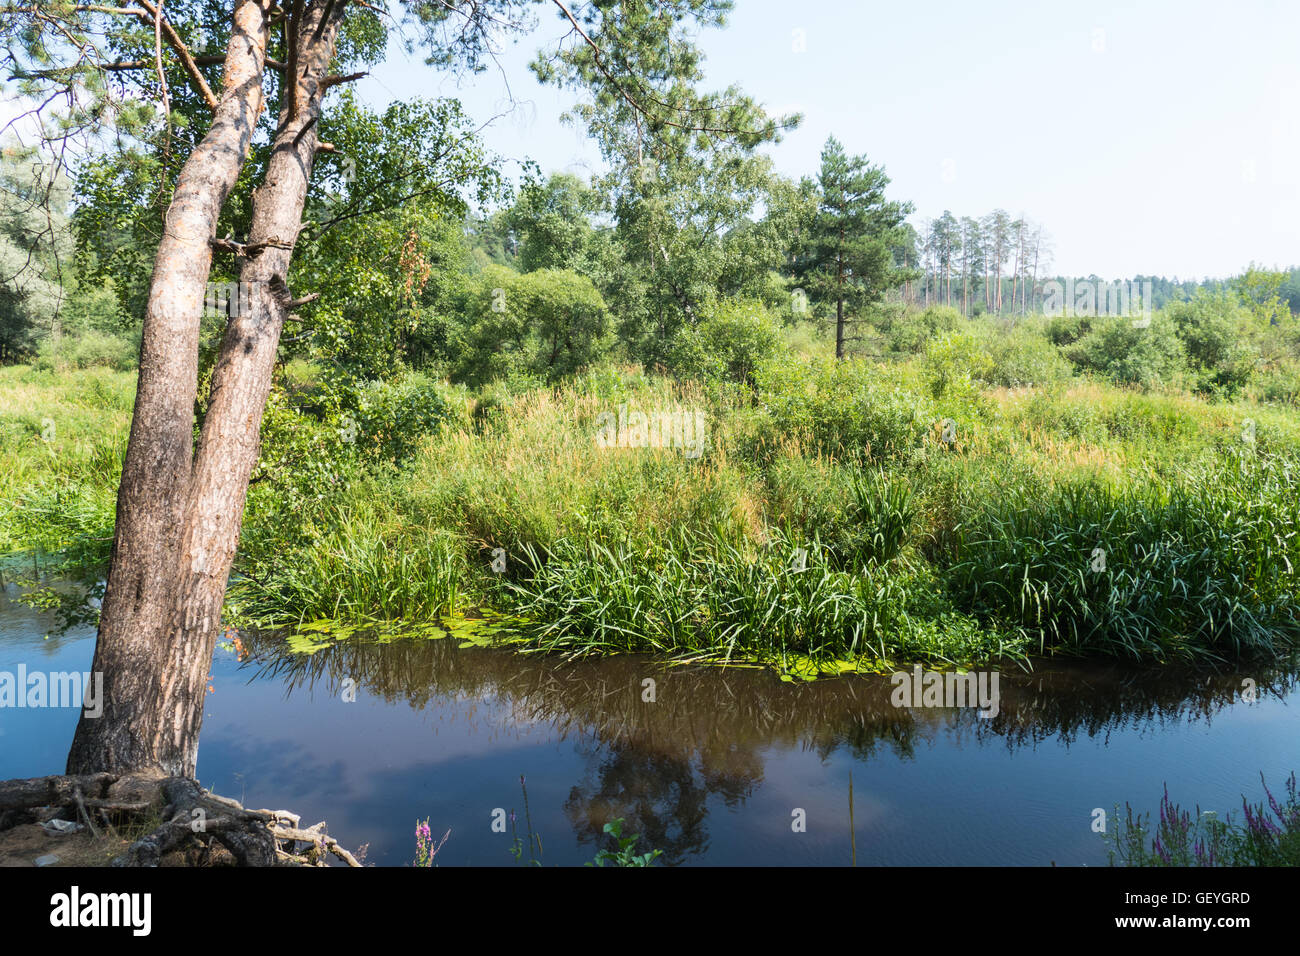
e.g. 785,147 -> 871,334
3,132 -> 1297,378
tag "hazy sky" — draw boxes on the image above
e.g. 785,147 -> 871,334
358,0 -> 1300,280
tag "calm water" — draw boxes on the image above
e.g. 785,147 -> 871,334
2,584 -> 1297,866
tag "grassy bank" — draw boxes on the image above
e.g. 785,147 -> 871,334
4,319 -> 1300,676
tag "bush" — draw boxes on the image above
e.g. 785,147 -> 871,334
1046,312 -> 1095,346
32,330 -> 137,372
1164,292 -> 1257,396
756,355 -> 941,461
347,372 -> 469,464
670,298 -> 779,384
1250,361 -> 1300,407
981,324 -> 1073,387
881,305 -> 961,354
1065,315 -> 1188,390
453,265 -> 611,385
923,330 -> 994,399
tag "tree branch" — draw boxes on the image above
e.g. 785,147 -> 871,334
321,70 -> 367,89
132,0 -> 219,110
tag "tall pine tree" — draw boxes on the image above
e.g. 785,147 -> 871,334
797,137 -> 912,357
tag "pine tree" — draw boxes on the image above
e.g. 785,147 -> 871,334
798,137 -> 912,357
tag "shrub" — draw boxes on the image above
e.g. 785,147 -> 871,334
1250,361 -> 1300,407
756,355 -> 940,461
923,330 -> 995,399
1065,315 -> 1188,390
981,324 -> 1073,387
1164,292 -> 1257,396
1045,312 -> 1095,347
670,298 -> 779,384
348,372 -> 469,464
32,330 -> 137,372
881,305 -> 961,354
454,265 -> 611,385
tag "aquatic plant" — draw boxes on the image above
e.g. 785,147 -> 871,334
507,775 -> 544,866
1108,773 -> 1300,866
586,819 -> 663,868
414,818 -> 450,867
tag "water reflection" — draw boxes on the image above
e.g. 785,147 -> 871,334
238,629 -> 1299,864
4,583 -> 1296,866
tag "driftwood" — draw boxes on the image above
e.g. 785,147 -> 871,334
0,773 -> 361,867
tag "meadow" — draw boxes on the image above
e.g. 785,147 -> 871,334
5,305 -> 1299,679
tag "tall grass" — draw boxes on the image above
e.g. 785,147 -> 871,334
0,365 -> 130,564
945,450 -> 1300,662
229,505 -> 467,627
506,529 -> 1019,668
7,353 -> 1300,673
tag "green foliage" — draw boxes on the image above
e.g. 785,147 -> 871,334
1109,775 -> 1300,867
586,819 -> 664,867
846,467 -> 917,567
669,298 -> 779,383
503,173 -> 610,275
980,323 -> 1074,388
755,355 -> 941,461
1046,312 -> 1095,347
923,331 -> 995,400
1235,264 -> 1291,326
231,503 -> 467,628
1164,291 -> 1257,396
880,305 -> 961,355
341,372 -> 468,466
0,144 -> 70,361
944,452 -> 1300,662
1066,315 -> 1188,390
765,459 -> 915,570
530,1 -> 796,365
33,329 -> 137,372
1250,361 -> 1300,407
507,528 -> 1013,667
454,265 -> 611,386
793,137 -> 914,353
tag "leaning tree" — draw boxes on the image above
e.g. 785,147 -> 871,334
0,0 -> 787,778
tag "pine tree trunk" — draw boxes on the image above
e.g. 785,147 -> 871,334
66,0 -> 272,778
66,0 -> 345,778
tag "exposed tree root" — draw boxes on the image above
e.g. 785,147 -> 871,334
0,773 -> 362,867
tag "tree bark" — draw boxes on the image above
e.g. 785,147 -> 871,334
80,0 -> 343,781
835,220 -> 845,359
67,0 -> 273,778
169,3 -> 347,763
69,0 -> 347,780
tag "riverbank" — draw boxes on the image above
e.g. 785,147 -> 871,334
4,348 -> 1300,675
0,772 -> 361,867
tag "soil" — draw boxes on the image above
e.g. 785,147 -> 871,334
0,821 -> 235,867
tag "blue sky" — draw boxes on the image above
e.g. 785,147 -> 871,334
355,0 -> 1300,280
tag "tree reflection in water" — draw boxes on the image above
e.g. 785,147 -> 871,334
240,630 -> 1299,864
